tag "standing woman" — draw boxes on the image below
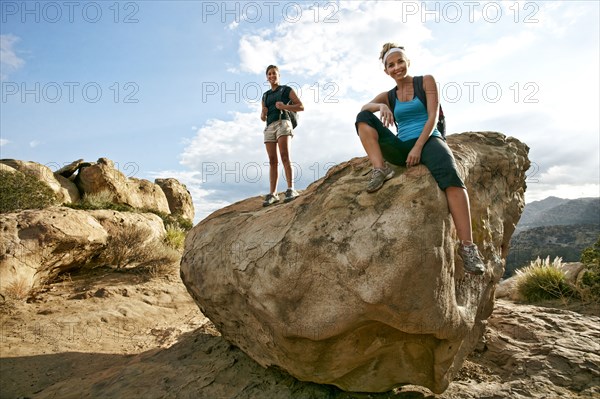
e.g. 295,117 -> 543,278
261,65 -> 304,206
355,43 -> 485,275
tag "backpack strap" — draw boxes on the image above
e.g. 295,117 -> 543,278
413,75 -> 446,139
413,75 -> 427,110
281,85 -> 292,103
387,86 -> 398,129
262,90 -> 270,106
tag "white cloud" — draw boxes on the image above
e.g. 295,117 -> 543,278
0,34 -> 25,80
179,92 -> 366,221
237,2 -> 433,95
29,140 -> 41,148
436,31 -> 537,78
0,139 -> 9,147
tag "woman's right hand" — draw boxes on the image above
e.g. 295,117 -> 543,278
379,104 -> 394,127
261,106 -> 267,121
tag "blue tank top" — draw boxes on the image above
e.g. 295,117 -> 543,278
393,96 -> 441,141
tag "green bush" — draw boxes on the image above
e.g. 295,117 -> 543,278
0,170 -> 57,213
516,256 -> 576,303
578,236 -> 600,302
164,224 -> 186,251
142,208 -> 193,231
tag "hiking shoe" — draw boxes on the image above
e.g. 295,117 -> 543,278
366,163 -> 395,193
284,188 -> 299,203
458,243 -> 486,275
262,193 -> 279,207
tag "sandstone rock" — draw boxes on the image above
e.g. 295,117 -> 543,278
180,132 -> 530,393
451,299 -> 600,397
0,159 -> 79,203
55,159 -> 84,178
0,207 -> 107,294
495,277 -> 520,301
76,158 -> 170,214
155,178 -> 195,222
0,207 -> 166,294
0,163 -> 17,174
561,261 -> 586,282
88,209 -> 165,244
55,174 -> 81,203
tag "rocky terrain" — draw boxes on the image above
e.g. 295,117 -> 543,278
1,266 -> 598,398
1,142 -> 599,398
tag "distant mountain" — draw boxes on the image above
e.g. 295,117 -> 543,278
515,197 -> 599,233
505,197 -> 600,278
505,224 -> 599,277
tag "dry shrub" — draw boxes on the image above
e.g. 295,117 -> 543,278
80,190 -> 115,209
68,190 -> 132,212
4,277 -> 31,300
164,224 -> 186,251
102,225 -> 180,274
515,256 -> 576,303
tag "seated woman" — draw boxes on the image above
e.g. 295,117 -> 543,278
355,43 -> 485,275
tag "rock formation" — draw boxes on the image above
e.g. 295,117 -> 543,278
0,156 -> 194,295
0,159 -> 80,203
155,178 -> 195,222
76,158 -> 171,214
0,207 -> 165,293
1,157 -> 194,219
180,132 -> 530,393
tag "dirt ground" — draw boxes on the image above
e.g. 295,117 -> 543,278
1,266 -> 598,399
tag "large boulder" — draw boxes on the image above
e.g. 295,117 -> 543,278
0,159 -> 80,203
155,178 -> 195,222
0,207 -> 166,294
76,158 -> 170,214
0,207 -> 107,293
180,132 -> 530,394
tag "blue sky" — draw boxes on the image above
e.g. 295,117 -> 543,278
1,1 -> 599,222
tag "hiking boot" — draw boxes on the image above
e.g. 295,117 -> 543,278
284,188 -> 299,203
366,163 -> 395,193
458,242 -> 486,275
262,193 -> 279,207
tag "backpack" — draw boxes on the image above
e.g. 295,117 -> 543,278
262,85 -> 298,129
387,75 -> 446,139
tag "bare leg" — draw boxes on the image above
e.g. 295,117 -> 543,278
357,122 -> 385,169
265,142 -> 279,194
277,135 -> 293,189
446,186 -> 473,244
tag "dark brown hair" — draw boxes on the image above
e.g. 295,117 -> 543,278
265,65 -> 279,75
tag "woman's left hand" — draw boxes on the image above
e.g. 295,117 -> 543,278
406,146 -> 422,167
275,101 -> 285,110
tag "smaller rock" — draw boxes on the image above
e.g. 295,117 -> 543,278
94,288 -> 112,298
55,159 -> 84,178
155,178 -> 195,222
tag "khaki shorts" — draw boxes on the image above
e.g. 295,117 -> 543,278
264,120 -> 293,143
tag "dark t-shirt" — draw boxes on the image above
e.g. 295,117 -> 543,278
263,85 -> 291,126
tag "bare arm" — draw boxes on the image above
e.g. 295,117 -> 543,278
275,89 -> 304,112
261,99 -> 267,122
360,91 -> 395,127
